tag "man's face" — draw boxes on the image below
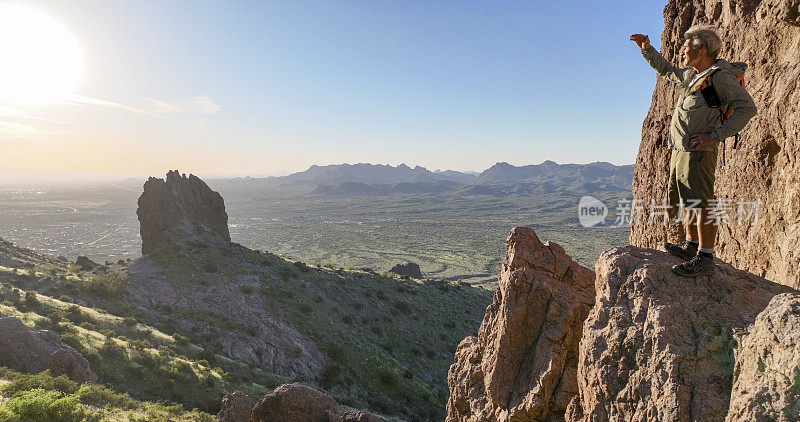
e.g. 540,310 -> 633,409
679,39 -> 706,67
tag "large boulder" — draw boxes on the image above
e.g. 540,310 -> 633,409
251,383 -> 338,422
0,316 -> 97,383
727,292 -> 800,421
137,170 -> 230,255
388,262 -> 423,279
217,390 -> 252,422
629,0 -> 800,289
75,256 -> 100,271
565,246 -> 796,422
446,227 -> 595,421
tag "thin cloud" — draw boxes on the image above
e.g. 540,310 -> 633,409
185,96 -> 221,114
65,94 -> 174,119
0,120 -> 38,134
142,95 -> 221,115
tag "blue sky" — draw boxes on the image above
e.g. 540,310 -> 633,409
2,0 -> 668,180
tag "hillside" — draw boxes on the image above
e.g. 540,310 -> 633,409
0,171 -> 493,421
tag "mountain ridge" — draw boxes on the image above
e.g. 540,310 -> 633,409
222,161 -> 634,190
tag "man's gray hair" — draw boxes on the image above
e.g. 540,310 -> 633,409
684,25 -> 723,59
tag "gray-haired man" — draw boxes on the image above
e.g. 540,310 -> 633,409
630,25 -> 757,276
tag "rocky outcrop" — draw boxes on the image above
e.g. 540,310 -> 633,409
137,170 -> 230,255
388,262 -> 423,279
629,0 -> 800,289
565,246 -> 795,421
0,316 -> 97,383
446,227 -> 595,421
251,383 -> 338,422
224,383 -> 385,422
75,256 -> 101,271
217,390 -> 252,422
727,292 -> 800,421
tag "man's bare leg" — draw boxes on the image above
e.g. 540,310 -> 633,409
697,207 -> 718,251
684,207 -> 700,243
671,206 -> 717,276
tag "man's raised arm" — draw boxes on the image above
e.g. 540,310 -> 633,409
630,34 -> 688,85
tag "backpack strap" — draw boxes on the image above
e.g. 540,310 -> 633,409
699,69 -> 722,108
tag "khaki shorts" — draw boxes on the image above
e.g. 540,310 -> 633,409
668,148 -> 718,209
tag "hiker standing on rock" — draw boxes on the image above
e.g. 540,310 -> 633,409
630,26 -> 756,277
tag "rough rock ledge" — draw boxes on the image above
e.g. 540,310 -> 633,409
447,228 -> 800,421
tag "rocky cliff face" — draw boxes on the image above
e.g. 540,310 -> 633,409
447,228 -> 800,421
446,227 -> 595,421
727,292 -> 800,420
629,0 -> 800,289
137,170 -> 230,255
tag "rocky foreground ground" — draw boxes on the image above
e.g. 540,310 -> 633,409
447,227 -> 799,421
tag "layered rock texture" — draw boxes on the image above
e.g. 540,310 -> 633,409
137,170 -> 230,255
0,316 -> 97,383
727,292 -> 800,421
565,246 -> 794,422
446,227 -> 595,421
629,0 -> 800,289
447,226 -> 800,421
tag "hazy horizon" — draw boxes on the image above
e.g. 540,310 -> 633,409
0,158 -> 636,184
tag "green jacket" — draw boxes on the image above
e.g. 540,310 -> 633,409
641,45 -> 757,151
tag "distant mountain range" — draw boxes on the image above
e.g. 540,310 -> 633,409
239,161 -> 633,187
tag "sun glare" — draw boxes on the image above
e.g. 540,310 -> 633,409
0,4 -> 84,106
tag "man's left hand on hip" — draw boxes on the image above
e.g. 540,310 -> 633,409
688,133 -> 714,150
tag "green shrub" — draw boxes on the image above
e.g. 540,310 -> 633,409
173,333 -> 189,346
239,285 -> 254,295
75,383 -> 137,409
6,389 -> 100,422
393,300 -> 411,314
320,364 -> 342,389
0,371 -> 78,396
78,321 -> 96,331
59,333 -> 86,354
0,407 -> 16,421
201,261 -> 218,273
25,291 -> 39,309
99,338 -> 126,360
81,269 -> 126,296
122,316 -> 137,327
287,346 -> 302,359
33,318 -> 52,330
277,266 -> 297,280
128,339 -> 153,350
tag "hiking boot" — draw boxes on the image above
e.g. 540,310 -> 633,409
671,254 -> 715,277
663,240 -> 698,261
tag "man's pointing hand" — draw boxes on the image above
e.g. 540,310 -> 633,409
630,34 -> 650,50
